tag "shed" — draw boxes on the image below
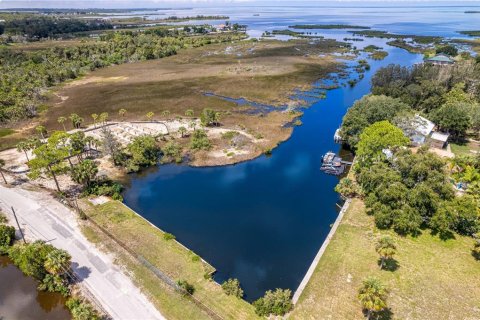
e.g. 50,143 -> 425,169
430,131 -> 450,149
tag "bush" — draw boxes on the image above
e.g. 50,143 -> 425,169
38,274 -> 70,297
163,232 -> 176,241
253,288 -> 293,317
177,279 -> 195,295
190,129 -> 211,150
84,180 -> 123,201
8,240 -> 54,280
0,212 -> 7,223
66,298 -> 99,320
0,224 -> 15,254
221,278 -> 244,298
335,177 -> 361,198
191,254 -> 200,262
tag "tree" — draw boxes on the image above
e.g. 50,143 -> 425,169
176,279 -> 195,295
162,110 -> 170,119
473,240 -> 480,260
66,298 -> 99,320
118,108 -> 127,119
0,158 -> 7,184
178,126 -> 187,138
200,108 -> 220,126
16,141 -> 31,162
8,240 -> 55,280
99,112 -> 109,125
431,102 -> 471,139
189,120 -> 197,131
358,277 -> 388,320
356,121 -> 409,167
146,112 -> 154,121
375,236 -> 397,269
253,288 -> 293,317
28,131 -> 70,192
221,278 -> 244,298
100,128 -> 123,165
36,125 -> 47,139
432,196 -> 480,236
185,109 -> 194,117
44,248 -> 71,276
91,113 -> 98,127
340,95 -> 409,148
126,135 -> 160,172
436,45 -> 458,57
71,160 -> 98,188
190,129 -> 211,150
58,116 -> 67,131
162,141 -> 182,163
69,113 -> 84,129
0,224 -> 15,254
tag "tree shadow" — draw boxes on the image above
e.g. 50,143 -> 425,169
363,308 -> 393,320
430,229 -> 456,241
71,262 -> 91,283
378,258 -> 400,272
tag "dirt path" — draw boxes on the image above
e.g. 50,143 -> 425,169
0,185 -> 165,320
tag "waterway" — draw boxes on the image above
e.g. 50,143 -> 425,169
0,256 -> 71,319
123,28 -> 423,300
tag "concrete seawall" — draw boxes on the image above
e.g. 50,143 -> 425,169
292,198 -> 352,303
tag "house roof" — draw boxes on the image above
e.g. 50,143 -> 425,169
414,115 -> 435,136
431,131 -> 450,142
426,54 -> 455,63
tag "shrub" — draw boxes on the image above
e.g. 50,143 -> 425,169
190,129 -> 211,150
162,141 -> 182,163
473,240 -> 480,260
163,232 -> 176,241
177,279 -> 195,295
84,180 -> 123,201
0,212 -> 7,223
253,288 -> 293,317
66,298 -> 99,320
0,224 -> 15,254
221,278 -> 244,298
191,254 -> 200,262
8,240 -> 54,280
335,177 -> 361,198
38,274 -> 70,297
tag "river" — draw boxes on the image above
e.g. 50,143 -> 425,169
0,256 -> 71,319
123,26 -> 423,300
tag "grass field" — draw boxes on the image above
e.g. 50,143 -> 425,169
450,141 -> 480,157
290,199 -> 480,320
81,200 -> 259,320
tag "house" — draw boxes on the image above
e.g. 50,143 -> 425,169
430,131 -> 450,149
406,115 -> 435,146
425,54 -> 455,66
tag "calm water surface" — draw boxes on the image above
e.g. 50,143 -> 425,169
0,256 -> 70,319
124,25 -> 423,299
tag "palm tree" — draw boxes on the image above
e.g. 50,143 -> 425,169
0,159 -> 7,184
118,108 -> 127,119
45,249 -> 71,276
57,116 -> 67,131
375,236 -> 397,269
162,110 -> 170,119
69,113 -> 83,129
178,126 -> 187,138
36,125 -> 47,139
189,120 -> 196,132
91,113 -> 98,127
358,277 -> 388,320
185,109 -> 194,117
99,112 -> 109,125
146,112 -> 155,121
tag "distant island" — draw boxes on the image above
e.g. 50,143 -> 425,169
289,24 -> 370,30
465,11 -> 480,13
458,30 -> 480,37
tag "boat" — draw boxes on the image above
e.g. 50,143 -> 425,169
320,152 -> 345,175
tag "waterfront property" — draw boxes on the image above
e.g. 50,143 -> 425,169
425,54 -> 455,65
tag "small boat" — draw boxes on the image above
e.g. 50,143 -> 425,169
320,152 -> 345,175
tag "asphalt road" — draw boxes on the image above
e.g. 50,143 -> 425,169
0,185 -> 165,320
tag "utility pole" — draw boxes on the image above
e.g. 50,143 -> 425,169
11,206 -> 26,244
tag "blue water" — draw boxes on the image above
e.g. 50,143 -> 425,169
123,25 -> 423,300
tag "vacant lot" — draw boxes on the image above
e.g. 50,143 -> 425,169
290,199 -> 480,320
81,200 -> 259,320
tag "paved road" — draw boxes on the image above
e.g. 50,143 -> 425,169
0,185 -> 165,320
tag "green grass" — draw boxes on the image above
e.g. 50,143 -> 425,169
290,199 -> 480,320
450,141 -> 480,156
81,200 -> 258,320
0,128 -> 15,138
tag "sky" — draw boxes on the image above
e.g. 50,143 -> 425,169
1,0 -> 479,9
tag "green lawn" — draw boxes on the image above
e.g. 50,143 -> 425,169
290,199 -> 480,320
81,200 -> 258,320
450,141 -> 480,157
